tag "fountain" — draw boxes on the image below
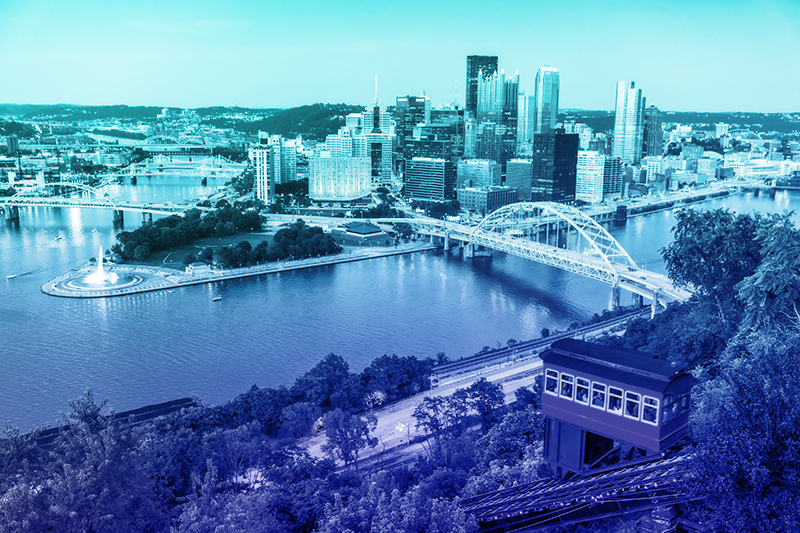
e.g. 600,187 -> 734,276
84,245 -> 119,286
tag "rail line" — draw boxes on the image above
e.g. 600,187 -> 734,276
431,308 -> 650,385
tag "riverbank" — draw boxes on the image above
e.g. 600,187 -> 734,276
41,241 -> 437,298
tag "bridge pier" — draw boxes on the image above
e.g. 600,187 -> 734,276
633,293 -> 644,308
443,232 -> 450,251
3,205 -> 19,221
609,283 -> 620,310
142,212 -> 153,224
112,210 -> 124,225
651,289 -> 661,319
430,234 -> 434,244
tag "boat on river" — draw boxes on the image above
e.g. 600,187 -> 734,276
213,296 -> 222,301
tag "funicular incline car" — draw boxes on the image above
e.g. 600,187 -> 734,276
541,338 -> 698,476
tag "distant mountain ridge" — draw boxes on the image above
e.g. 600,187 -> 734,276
1,104 -> 798,140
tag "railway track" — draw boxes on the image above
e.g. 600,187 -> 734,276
431,308 -> 650,385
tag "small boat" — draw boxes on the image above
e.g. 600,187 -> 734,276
213,296 -> 222,301
54,235 -> 63,241
6,274 -> 16,279
166,290 -> 175,294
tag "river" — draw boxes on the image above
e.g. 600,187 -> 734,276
1,178 -> 798,432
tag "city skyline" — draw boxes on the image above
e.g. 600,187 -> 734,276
1,0 -> 799,112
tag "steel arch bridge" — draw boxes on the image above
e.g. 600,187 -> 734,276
467,202 -> 637,285
4,181 -> 121,210
0,181 -> 207,216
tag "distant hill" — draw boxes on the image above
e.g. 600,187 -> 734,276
560,109 -> 800,136
199,103 -> 364,141
0,104 -> 164,121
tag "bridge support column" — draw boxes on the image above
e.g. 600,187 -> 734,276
465,242 -> 474,258
650,289 -> 661,319
142,212 -> 153,224
430,234 -> 434,244
633,293 -> 644,308
3,206 -> 19,221
443,232 -> 450,251
112,210 -> 124,225
608,283 -> 620,311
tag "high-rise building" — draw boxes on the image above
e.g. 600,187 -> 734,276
309,154 -> 371,201
642,104 -> 663,158
250,134 -> 273,204
475,69 -> 519,169
531,130 -> 578,203
603,156 -> 624,195
612,81 -> 645,165
430,106 -> 465,161
532,66 -> 560,135
6,135 -> 19,158
457,186 -> 518,214
516,91 -> 530,146
395,95 -> 430,174
506,158 -> 534,201
457,159 -> 502,189
576,151 -> 605,204
404,157 -> 455,200
466,55 -> 498,117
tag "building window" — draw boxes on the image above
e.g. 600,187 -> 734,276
642,396 -> 659,425
625,391 -> 641,420
608,387 -> 623,415
575,377 -> 590,405
545,370 -> 559,396
559,373 -> 574,400
591,382 -> 606,409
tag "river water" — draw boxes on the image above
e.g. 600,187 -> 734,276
1,178 -> 797,432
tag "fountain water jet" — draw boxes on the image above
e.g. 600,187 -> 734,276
84,245 -> 119,285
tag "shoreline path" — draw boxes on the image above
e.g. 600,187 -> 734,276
41,242 -> 437,298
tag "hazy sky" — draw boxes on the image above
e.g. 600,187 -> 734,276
1,0 -> 798,112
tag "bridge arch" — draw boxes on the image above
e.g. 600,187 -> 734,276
9,181 -> 120,209
472,202 -> 638,278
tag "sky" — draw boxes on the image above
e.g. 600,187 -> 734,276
1,0 -> 798,113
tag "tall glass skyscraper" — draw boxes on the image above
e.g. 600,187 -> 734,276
475,69 -> 519,169
612,81 -> 645,165
466,55 -> 498,117
532,66 -> 560,135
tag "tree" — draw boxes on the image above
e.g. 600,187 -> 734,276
321,408 -> 377,471
736,213 -> 800,330
465,378 -> 505,433
689,329 -> 800,531
661,209 -> 763,321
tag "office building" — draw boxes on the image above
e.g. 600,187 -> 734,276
506,159 -> 534,201
6,135 -> 19,158
430,106 -> 466,161
395,95 -> 430,174
404,157 -> 455,201
532,66 -> 560,134
642,104 -> 663,158
457,159 -> 501,189
250,134 -> 273,203
466,55 -> 498,117
457,186 -> 518,214
475,69 -> 519,168
309,154 -> 371,201
612,81 -> 645,165
531,130 -> 579,203
603,156 -> 624,195
576,151 -> 605,204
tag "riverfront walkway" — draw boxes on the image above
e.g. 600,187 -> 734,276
41,242 -> 437,298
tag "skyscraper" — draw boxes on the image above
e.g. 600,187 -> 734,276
532,66 -> 560,135
642,104 -> 663,158
576,151 -> 605,204
466,55 -> 498,117
395,95 -> 430,175
531,130 -> 578,203
612,81 -> 645,165
475,69 -> 519,169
